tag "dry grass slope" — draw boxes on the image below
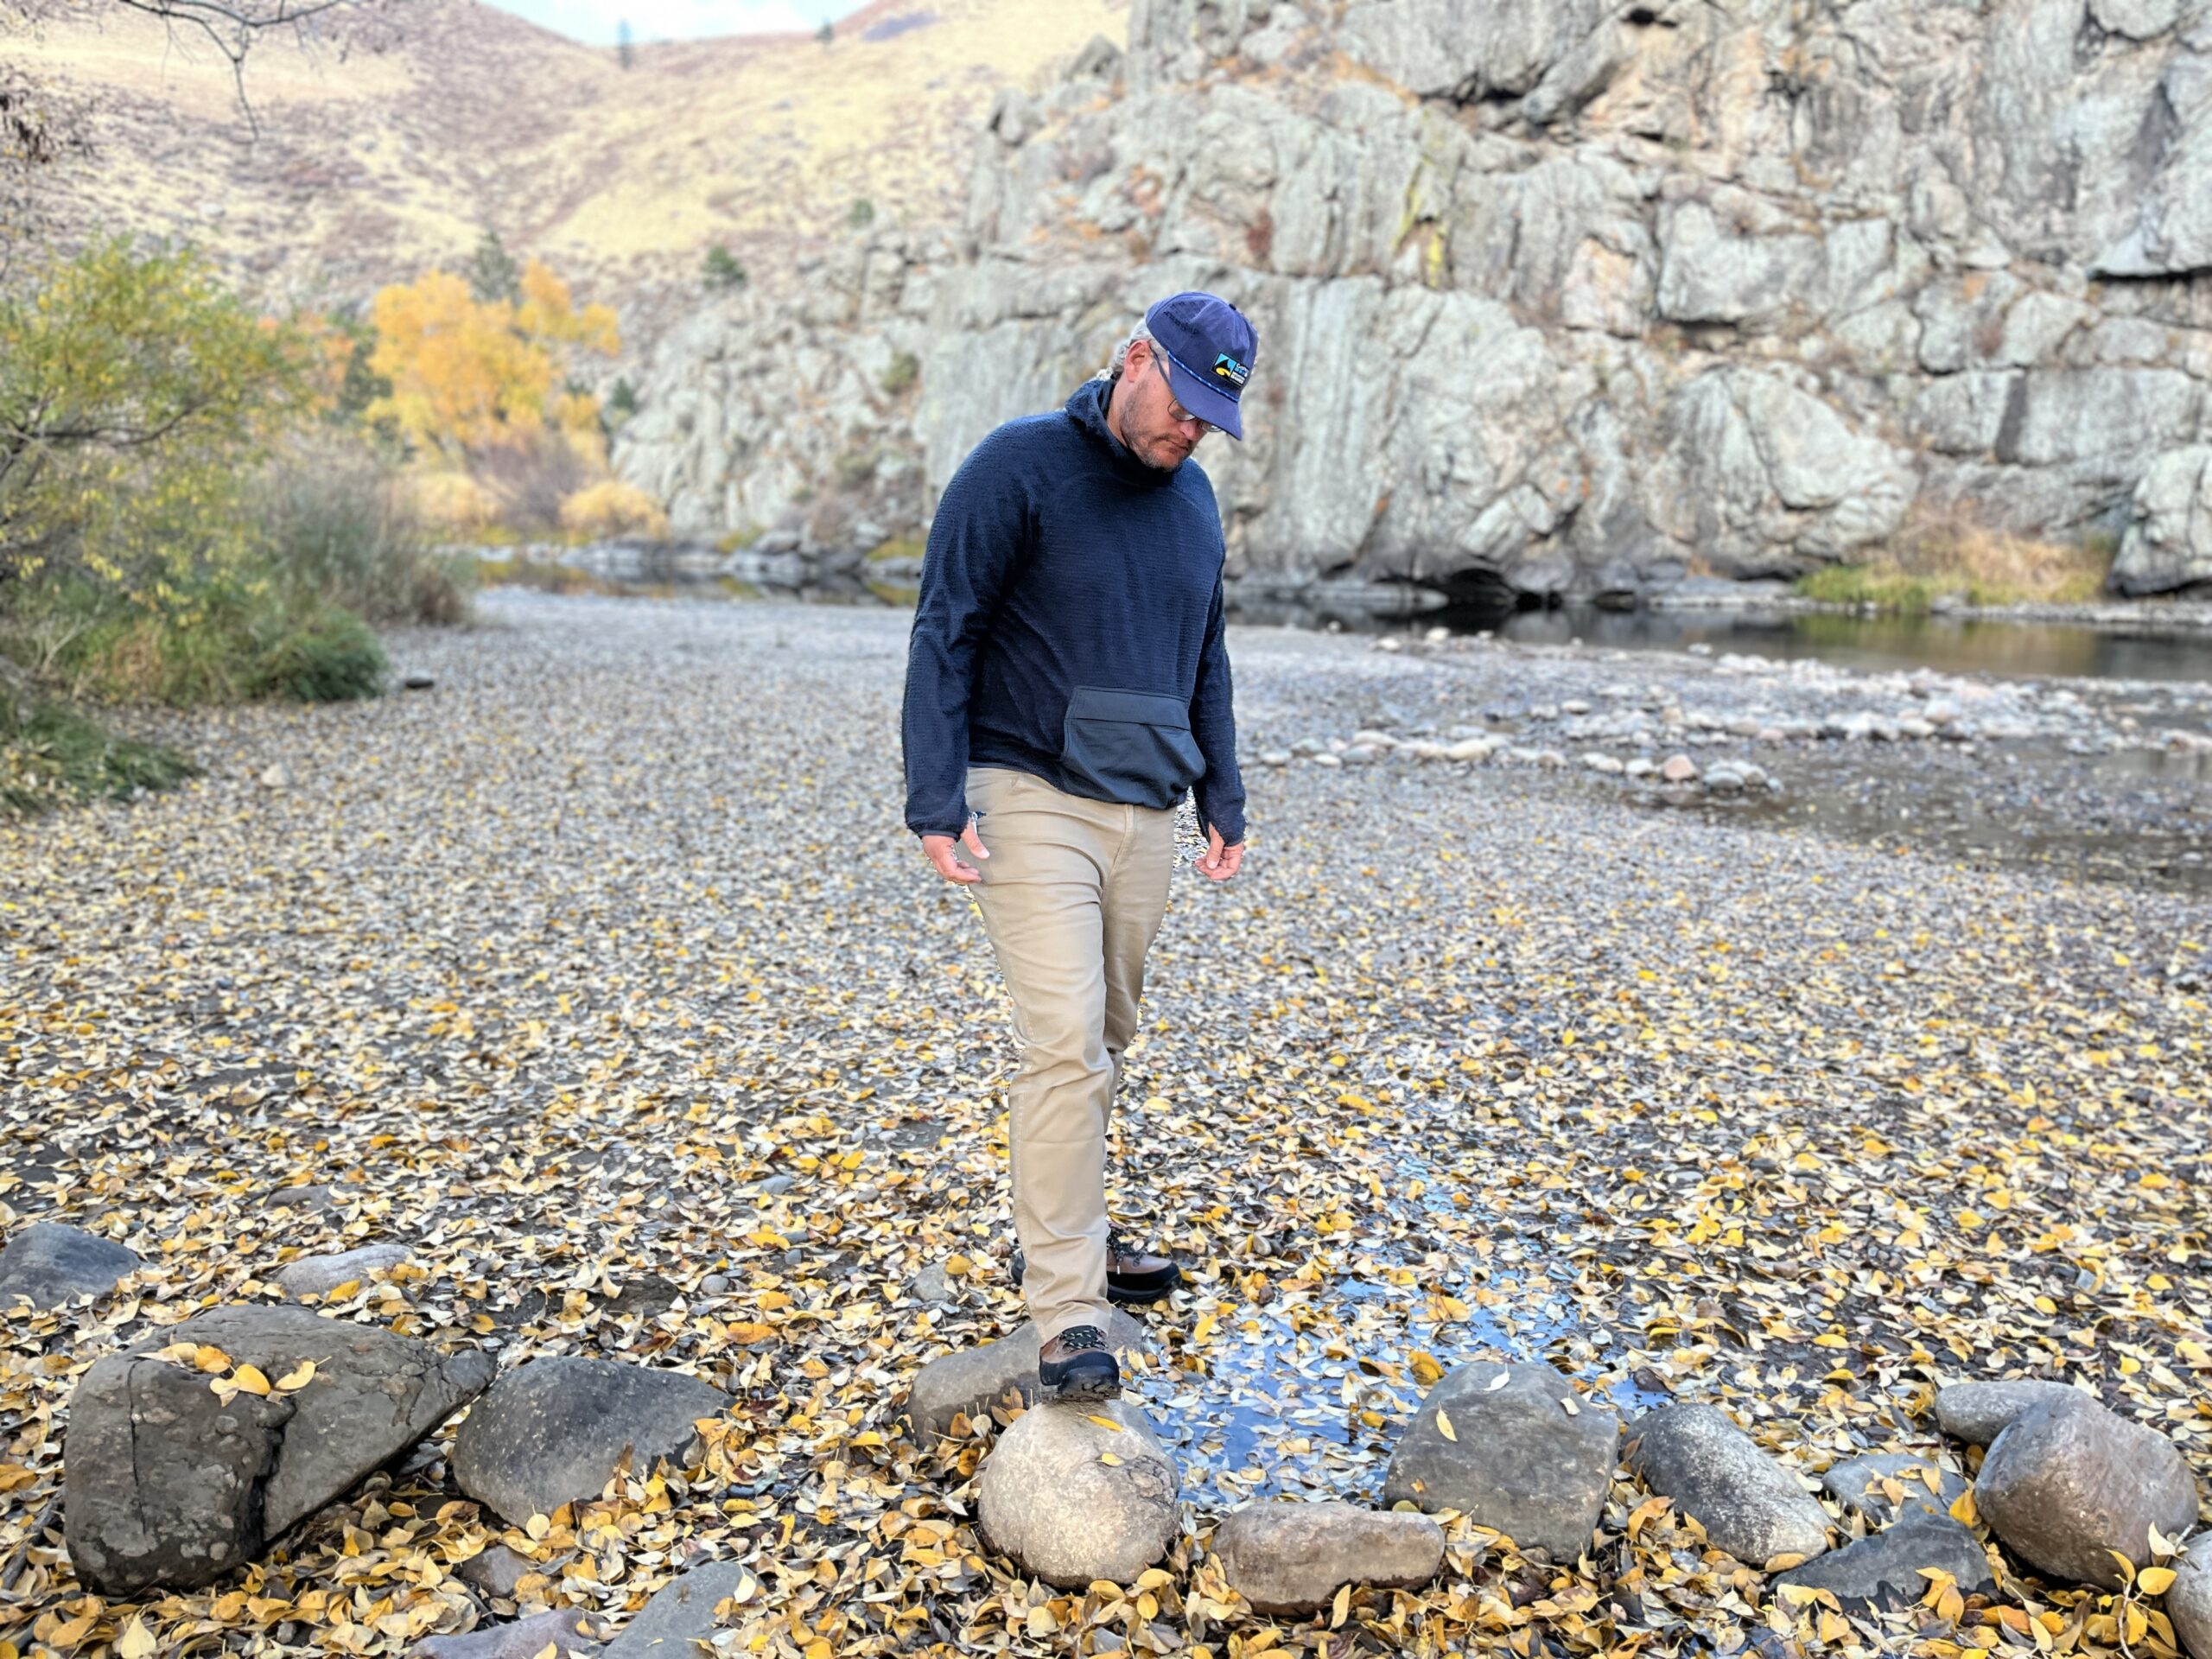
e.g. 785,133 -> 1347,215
18,0 -> 1124,310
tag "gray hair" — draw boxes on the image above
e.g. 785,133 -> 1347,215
1094,318 -> 1155,384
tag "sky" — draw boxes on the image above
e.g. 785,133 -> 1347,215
485,0 -> 849,46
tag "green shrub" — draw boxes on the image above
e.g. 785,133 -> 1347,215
702,246 -> 748,292
880,352 -> 919,397
0,682 -> 195,816
251,601 -> 386,702
849,199 -> 875,230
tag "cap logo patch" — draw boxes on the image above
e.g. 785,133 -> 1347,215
1211,353 -> 1249,388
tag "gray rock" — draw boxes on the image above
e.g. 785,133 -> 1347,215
1821,1453 -> 1968,1526
65,1306 -> 493,1596
1213,1501 -> 1444,1615
603,1560 -> 760,1658
260,763 -> 292,790
412,1608 -> 603,1659
1623,1402 -> 1832,1567
753,1174 -> 796,1196
274,1243 -> 413,1300
267,1184 -> 354,1214
0,1222 -> 140,1309
1775,1513 -> 1994,1613
907,1263 -> 954,1304
1975,1393 -> 2200,1591
2113,448 -> 2212,597
1934,1379 -> 2090,1446
2170,1547 -> 2212,1659
1382,1361 -> 1618,1561
456,1542 -> 569,1599
1660,754 -> 1698,784
977,1397 -> 1178,1588
905,1310 -> 1151,1443
452,1357 -> 731,1527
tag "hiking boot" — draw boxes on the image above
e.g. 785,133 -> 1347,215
1037,1324 -> 1121,1402
1011,1229 -> 1183,1306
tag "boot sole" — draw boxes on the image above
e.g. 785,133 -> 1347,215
1038,1362 -> 1123,1403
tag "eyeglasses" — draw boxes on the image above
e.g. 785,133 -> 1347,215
1151,351 -> 1218,439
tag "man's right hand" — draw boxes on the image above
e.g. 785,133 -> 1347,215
921,817 -> 990,884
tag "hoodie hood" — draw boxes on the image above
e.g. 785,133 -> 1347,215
1065,376 -> 1179,486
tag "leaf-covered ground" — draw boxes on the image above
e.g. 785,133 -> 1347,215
3,591 -> 2208,1659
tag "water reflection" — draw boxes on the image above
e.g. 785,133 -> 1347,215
1427,602 -> 2212,684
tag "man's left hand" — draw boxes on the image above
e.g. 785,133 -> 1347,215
1196,824 -> 1245,881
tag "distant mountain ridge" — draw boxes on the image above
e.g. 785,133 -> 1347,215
17,0 -> 1123,329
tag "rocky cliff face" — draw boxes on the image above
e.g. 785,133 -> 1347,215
617,0 -> 2212,600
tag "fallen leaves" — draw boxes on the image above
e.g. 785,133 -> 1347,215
2,597 -> 2207,1659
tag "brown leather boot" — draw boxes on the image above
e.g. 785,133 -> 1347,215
1011,1228 -> 1183,1305
1038,1324 -> 1121,1402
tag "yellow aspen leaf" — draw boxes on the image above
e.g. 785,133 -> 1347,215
724,1322 -> 776,1344
1409,1351 -> 1442,1386
1764,1552 -> 1810,1573
2125,1605 -> 2148,1646
275,1361 -> 316,1391
1949,1489 -> 1978,1525
1435,1408 -> 1457,1441
2139,1567 -> 2177,1595
1137,1592 -> 1159,1619
1626,1496 -> 1672,1541
1099,1452 -> 1122,1466
2108,1549 -> 2138,1585
1084,1414 -> 1123,1432
1136,1569 -> 1173,1591
1332,1583 -> 1352,1628
1027,1605 -> 1057,1638
1818,1612 -> 1853,1644
231,1364 -> 272,1395
945,1255 -> 973,1278
194,1345 -> 233,1373
1937,1584 -> 1966,1622
117,1619 -> 159,1659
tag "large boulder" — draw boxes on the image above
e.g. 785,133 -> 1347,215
1974,1393 -> 2200,1590
603,1561 -> 760,1658
452,1357 -> 729,1527
2112,447 -> 2212,596
905,1310 -> 1151,1444
1775,1514 -> 1994,1613
65,1306 -> 493,1596
1381,1360 -> 1618,1561
1212,1501 -> 1444,1616
2169,1547 -> 2212,1659
0,1222 -> 140,1309
1934,1380 -> 2091,1447
977,1397 -> 1179,1588
1622,1403 -> 1833,1567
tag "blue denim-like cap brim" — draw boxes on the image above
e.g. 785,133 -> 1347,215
1159,346 -> 1246,442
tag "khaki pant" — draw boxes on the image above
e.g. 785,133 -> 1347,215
964,764 -> 1178,1342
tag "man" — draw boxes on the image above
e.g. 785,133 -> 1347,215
899,291 -> 1255,1402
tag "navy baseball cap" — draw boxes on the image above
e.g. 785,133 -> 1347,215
1145,290 -> 1257,441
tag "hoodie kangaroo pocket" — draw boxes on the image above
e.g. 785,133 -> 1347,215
1061,685 -> 1204,809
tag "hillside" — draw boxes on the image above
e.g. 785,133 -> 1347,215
16,0 -> 1124,317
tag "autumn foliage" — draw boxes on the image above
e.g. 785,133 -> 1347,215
363,259 -> 645,537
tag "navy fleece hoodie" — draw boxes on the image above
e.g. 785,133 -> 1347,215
900,375 -> 1245,844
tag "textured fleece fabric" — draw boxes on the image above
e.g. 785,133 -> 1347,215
899,374 -> 1245,843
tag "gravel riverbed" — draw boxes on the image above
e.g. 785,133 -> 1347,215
3,589 -> 2207,1657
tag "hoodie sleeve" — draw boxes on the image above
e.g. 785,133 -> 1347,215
900,436 -> 1028,837
1189,565 -> 1246,845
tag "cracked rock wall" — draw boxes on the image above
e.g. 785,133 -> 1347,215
619,0 -> 2212,599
